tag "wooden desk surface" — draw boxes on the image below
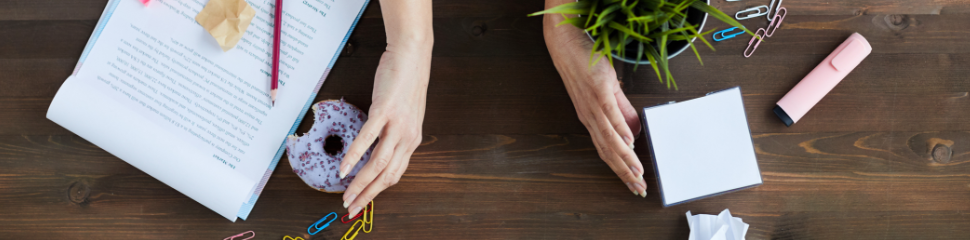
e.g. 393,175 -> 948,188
2,0 -> 969,239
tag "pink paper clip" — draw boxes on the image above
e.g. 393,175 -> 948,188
139,0 -> 150,6
223,230 -> 255,240
765,7 -> 787,37
744,28 -> 768,58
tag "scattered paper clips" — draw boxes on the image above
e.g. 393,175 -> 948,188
283,236 -> 306,240
745,7 -> 787,57
224,231 -> 255,240
735,5 -> 769,20
308,212 -> 339,235
342,201 -> 375,240
713,27 -> 747,41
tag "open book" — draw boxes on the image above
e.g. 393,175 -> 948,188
47,0 -> 369,221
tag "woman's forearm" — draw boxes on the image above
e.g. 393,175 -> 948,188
379,0 -> 434,58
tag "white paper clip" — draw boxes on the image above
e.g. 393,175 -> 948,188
767,0 -> 783,22
735,5 -> 770,20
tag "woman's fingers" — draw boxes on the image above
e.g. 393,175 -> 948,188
590,94 -> 644,181
596,138 -> 646,196
340,117 -> 387,178
612,81 -> 641,139
342,130 -> 400,207
588,96 -> 647,197
347,143 -> 407,217
592,138 -> 637,195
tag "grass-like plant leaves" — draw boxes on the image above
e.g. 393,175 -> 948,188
531,0 -> 755,89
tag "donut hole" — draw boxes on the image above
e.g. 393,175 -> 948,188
323,135 -> 345,157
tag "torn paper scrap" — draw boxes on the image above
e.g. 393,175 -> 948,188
139,0 -> 150,6
686,209 -> 749,240
195,0 -> 256,52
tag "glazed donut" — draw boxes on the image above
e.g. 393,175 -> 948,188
285,99 -> 372,193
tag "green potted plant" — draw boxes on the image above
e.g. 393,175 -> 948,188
530,0 -> 754,89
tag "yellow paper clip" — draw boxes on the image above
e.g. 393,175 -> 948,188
283,236 -> 305,240
362,200 -> 374,233
341,219 -> 365,240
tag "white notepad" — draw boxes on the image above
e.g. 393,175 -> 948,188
642,87 -> 762,206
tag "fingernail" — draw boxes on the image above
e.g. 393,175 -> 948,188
349,206 -> 363,217
629,166 -> 641,179
634,182 -> 647,198
629,141 -> 635,150
623,136 -> 634,147
343,193 -> 357,208
625,182 -> 636,195
339,165 -> 350,179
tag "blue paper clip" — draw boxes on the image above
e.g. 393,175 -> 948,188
713,27 -> 746,41
308,212 -> 339,235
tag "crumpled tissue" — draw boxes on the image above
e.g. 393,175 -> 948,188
686,209 -> 749,240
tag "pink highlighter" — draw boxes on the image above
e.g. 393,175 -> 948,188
774,32 -> 872,126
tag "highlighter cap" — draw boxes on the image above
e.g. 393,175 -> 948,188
775,33 -> 872,126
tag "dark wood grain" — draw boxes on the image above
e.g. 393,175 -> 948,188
1,0 -> 969,239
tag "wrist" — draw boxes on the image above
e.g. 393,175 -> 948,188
386,31 -> 434,57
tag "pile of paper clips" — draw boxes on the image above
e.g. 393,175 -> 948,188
713,0 -> 788,57
221,201 -> 376,240
338,201 -> 374,240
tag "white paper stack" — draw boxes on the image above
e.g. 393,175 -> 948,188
686,209 -> 749,240
642,87 -> 762,206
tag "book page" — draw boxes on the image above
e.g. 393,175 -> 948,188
48,0 -> 366,221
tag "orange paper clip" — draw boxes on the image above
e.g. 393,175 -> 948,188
224,230 -> 255,240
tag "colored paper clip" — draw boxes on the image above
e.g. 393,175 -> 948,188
341,220 -> 365,240
713,27 -> 746,41
308,212 -> 339,235
224,231 -> 255,240
744,28 -> 768,58
765,7 -> 787,37
283,236 -> 305,240
341,210 -> 364,224
362,200 -> 374,233
735,5 -> 769,20
767,0 -> 784,22
340,201 -> 372,223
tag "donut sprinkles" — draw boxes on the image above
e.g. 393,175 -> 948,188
285,99 -> 373,193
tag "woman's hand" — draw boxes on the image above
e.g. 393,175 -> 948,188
339,0 -> 433,217
542,0 -> 646,197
